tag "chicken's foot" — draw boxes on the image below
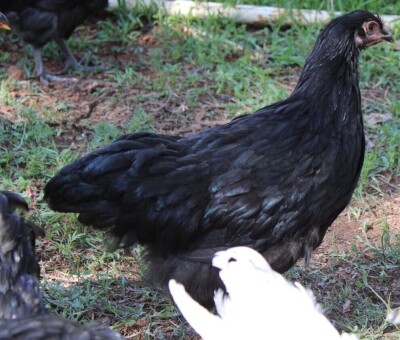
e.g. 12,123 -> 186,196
33,48 -> 77,85
57,39 -> 101,73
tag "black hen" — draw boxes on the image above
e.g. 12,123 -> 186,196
0,190 -> 45,319
44,11 -> 393,307
0,191 -> 123,339
0,0 -> 108,83
0,11 -> 10,30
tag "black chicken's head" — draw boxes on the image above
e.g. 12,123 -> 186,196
323,10 -> 393,50
0,12 -> 10,30
296,10 -> 393,92
352,11 -> 393,48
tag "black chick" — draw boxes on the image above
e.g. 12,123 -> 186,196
0,0 -> 108,83
0,191 -> 123,339
44,11 -> 393,307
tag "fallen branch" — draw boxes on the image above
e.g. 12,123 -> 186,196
108,0 -> 400,29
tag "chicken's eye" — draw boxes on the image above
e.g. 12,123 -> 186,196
367,22 -> 377,32
228,257 -> 237,263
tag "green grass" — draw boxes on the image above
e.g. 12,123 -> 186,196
0,1 -> 399,338
211,0 -> 400,15
287,222 -> 400,337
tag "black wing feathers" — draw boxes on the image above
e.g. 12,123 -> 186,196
45,132 -> 212,250
46,102 -> 321,253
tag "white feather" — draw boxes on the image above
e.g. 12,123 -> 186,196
387,307 -> 400,324
169,280 -> 224,340
169,246 -> 358,340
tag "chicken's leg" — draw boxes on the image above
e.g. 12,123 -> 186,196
57,39 -> 99,72
33,48 -> 77,84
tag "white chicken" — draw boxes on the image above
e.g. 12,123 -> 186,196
169,246 -> 357,340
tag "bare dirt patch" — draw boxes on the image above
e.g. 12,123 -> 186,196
318,189 -> 400,258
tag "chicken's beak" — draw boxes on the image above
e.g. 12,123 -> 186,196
0,13 -> 10,30
381,33 -> 394,43
0,23 -> 10,30
380,28 -> 394,43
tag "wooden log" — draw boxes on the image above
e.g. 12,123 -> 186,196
108,0 -> 399,29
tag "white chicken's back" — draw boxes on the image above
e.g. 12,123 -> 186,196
169,246 -> 357,340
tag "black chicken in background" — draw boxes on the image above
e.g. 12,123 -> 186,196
0,12 -> 10,31
0,191 -> 123,339
0,314 -> 123,339
44,11 -> 394,307
0,0 -> 108,84
0,190 -> 45,320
